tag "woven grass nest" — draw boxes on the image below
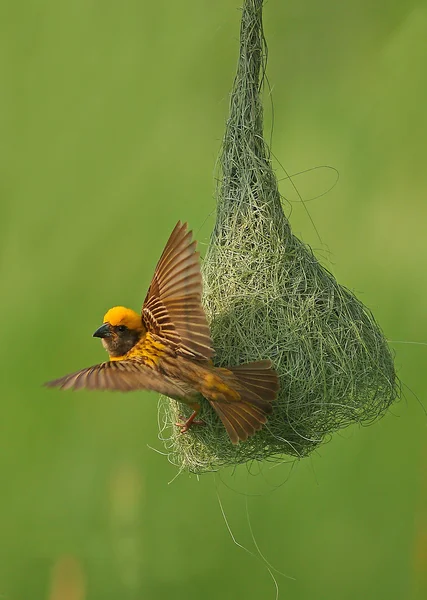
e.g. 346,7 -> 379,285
159,0 -> 399,473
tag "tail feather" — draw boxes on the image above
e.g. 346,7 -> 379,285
213,403 -> 252,443
225,402 -> 267,431
225,360 -> 278,401
207,360 -> 279,444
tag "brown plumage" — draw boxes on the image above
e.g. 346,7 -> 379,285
45,221 -> 279,444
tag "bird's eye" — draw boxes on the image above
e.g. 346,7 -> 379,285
117,325 -> 127,332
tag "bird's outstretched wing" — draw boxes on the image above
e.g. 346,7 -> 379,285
45,359 -> 191,397
142,221 -> 214,360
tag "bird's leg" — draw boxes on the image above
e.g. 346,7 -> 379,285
175,402 -> 205,434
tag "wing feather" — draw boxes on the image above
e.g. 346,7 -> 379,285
142,221 -> 214,360
45,360 -> 190,397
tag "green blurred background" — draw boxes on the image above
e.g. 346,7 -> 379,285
1,1 -> 426,598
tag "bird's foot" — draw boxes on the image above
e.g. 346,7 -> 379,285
175,415 -> 206,434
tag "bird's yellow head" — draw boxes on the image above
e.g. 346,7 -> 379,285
103,306 -> 143,330
93,306 -> 145,358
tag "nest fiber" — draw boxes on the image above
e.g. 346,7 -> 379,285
159,0 -> 399,473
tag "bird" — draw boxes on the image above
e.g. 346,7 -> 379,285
45,221 -> 278,444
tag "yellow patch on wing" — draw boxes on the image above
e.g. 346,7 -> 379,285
202,373 -> 241,401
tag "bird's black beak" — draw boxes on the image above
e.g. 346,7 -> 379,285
93,323 -> 112,338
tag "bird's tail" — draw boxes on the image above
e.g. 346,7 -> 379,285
200,360 -> 279,444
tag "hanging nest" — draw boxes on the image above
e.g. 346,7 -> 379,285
159,0 -> 399,473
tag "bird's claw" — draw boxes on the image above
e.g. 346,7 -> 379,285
175,417 -> 206,434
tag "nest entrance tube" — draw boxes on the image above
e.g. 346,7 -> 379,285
159,0 -> 399,473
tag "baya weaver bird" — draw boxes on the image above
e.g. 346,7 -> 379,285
46,222 -> 278,443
